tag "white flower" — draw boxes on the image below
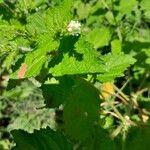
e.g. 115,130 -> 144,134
19,46 -> 32,52
67,20 -> 81,36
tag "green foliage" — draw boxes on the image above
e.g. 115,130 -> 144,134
63,77 -> 100,141
11,127 -> 72,150
140,0 -> 150,20
42,76 -> 100,140
118,0 -> 137,15
124,125 -> 150,150
86,27 -> 112,49
0,0 -> 150,149
50,36 -> 135,79
50,36 -> 105,76
111,39 -> 122,55
85,127 -> 117,150
97,53 -> 135,82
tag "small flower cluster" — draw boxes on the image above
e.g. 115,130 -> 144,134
67,20 -> 81,36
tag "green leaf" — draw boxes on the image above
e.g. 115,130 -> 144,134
63,77 -> 100,141
11,127 -> 72,150
83,127 -> 117,150
97,53 -> 136,82
26,0 -> 72,36
140,0 -> 150,11
41,76 -> 75,108
0,24 -> 18,55
50,37 -> 135,81
117,0 -> 138,19
37,33 -> 60,53
10,33 -> 59,79
76,2 -> 91,20
124,125 -> 150,150
111,39 -> 122,54
122,41 -> 150,70
10,50 -> 46,79
50,36 -> 105,76
16,0 -> 48,12
24,54 -> 46,78
142,48 -> 150,65
140,0 -> 150,19
119,0 -> 137,14
26,12 -> 47,36
86,27 -> 112,49
105,11 -> 116,25
45,0 -> 72,35
3,51 -> 18,69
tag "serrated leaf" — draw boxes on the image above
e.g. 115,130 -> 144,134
50,37 -> 135,81
26,12 -> 47,36
15,37 -> 31,49
97,53 -> 136,82
45,0 -> 72,34
24,54 -> 46,78
10,50 -> 46,79
124,125 -> 150,150
11,127 -> 72,150
10,33 -> 59,79
86,27 -> 112,49
26,0 -> 72,36
63,77 -> 100,141
50,36 -> 105,76
37,33 -> 60,53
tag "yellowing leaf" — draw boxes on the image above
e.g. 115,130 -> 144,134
100,82 -> 114,100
